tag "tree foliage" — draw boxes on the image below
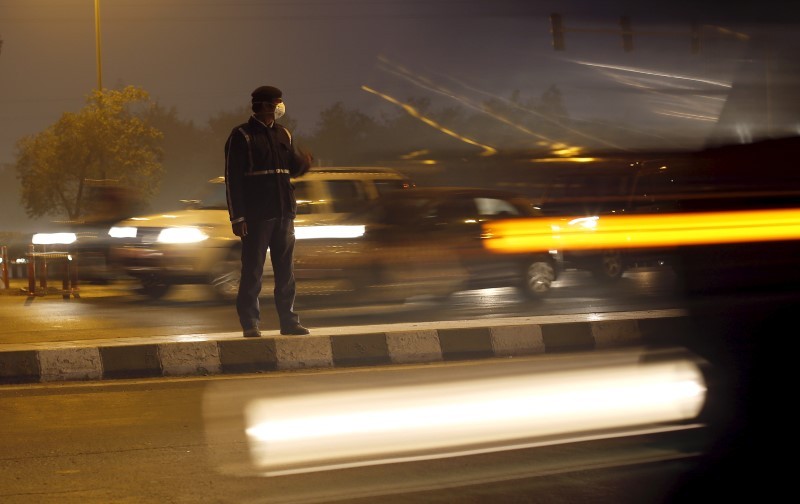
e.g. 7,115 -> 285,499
304,102 -> 383,165
6,81 -> 587,224
14,86 -> 164,221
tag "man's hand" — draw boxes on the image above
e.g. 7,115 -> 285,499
297,148 -> 313,176
232,221 -> 248,237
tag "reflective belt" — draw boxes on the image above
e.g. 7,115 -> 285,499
245,169 -> 290,176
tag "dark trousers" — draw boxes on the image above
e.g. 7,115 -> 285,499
236,218 -> 300,330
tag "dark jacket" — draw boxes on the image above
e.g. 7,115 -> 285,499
224,116 -> 310,223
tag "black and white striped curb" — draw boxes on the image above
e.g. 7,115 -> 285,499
0,310 -> 691,385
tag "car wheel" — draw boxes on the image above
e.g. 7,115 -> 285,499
137,275 -> 171,299
592,251 -> 624,282
521,259 -> 555,299
210,247 -> 241,302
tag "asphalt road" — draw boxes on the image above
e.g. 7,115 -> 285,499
0,357 -> 710,504
0,267 -> 683,345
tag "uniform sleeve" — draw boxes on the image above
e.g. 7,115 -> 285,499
278,125 -> 311,177
224,129 -> 248,223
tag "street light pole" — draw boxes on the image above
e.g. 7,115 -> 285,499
94,0 -> 103,90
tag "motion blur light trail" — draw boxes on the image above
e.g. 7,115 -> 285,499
375,55 -> 614,154
573,61 -> 732,88
361,85 -> 498,156
483,208 -> 800,253
240,351 -> 705,476
295,225 -> 365,240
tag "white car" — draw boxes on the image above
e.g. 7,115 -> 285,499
109,166 -> 414,300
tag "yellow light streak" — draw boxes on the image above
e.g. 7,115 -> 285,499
482,208 -> 800,253
400,149 -> 431,159
530,157 -> 598,163
361,85 -> 497,156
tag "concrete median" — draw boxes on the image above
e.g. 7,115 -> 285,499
0,309 -> 691,385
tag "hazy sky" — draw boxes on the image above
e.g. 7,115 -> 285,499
1,1 -> 577,161
4,1 -> 791,160
1,0 -> 798,232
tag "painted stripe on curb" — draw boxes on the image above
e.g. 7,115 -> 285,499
100,345 -> 161,379
332,333 -> 392,367
39,347 -> 103,382
490,324 -> 546,356
218,339 -> 278,374
0,350 -> 40,384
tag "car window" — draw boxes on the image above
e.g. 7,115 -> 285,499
327,180 -> 369,214
433,198 -> 478,221
294,180 -> 314,215
199,183 -> 229,210
475,197 -> 521,217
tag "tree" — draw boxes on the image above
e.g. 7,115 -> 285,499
14,86 -> 164,221
537,85 -> 569,122
305,102 -> 383,165
140,103 -> 217,209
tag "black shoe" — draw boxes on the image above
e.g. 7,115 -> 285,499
280,324 -> 310,336
243,327 -> 262,338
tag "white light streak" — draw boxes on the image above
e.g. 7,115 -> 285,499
574,60 -> 732,88
243,356 -> 706,475
295,225 -> 365,240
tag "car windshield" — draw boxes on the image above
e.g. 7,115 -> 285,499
193,181 -> 228,210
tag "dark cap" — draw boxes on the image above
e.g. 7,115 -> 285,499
251,85 -> 282,103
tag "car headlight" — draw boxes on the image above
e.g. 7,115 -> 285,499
156,227 -> 210,244
32,232 -> 77,245
295,225 -> 366,240
109,226 -> 138,238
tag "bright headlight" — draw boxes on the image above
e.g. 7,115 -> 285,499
109,226 -> 138,238
32,232 -> 77,245
157,227 -> 209,244
295,225 -> 365,240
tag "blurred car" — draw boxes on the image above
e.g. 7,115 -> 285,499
22,181 -> 146,285
302,186 -> 560,304
109,166 -> 415,300
538,156 -> 688,282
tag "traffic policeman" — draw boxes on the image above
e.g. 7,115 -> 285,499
224,85 -> 313,337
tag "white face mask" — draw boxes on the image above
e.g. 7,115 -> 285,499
273,102 -> 285,120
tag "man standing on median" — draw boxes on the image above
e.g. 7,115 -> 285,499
224,85 -> 313,337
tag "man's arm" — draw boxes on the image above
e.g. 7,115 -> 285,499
224,129 -> 249,236
277,125 -> 313,176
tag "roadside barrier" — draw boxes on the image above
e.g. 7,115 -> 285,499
1,246 -> 8,289
23,244 -> 80,299
1,246 -> 28,286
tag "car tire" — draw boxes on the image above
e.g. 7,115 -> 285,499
520,259 -> 555,299
591,251 -> 624,283
137,274 -> 171,299
210,247 -> 242,302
